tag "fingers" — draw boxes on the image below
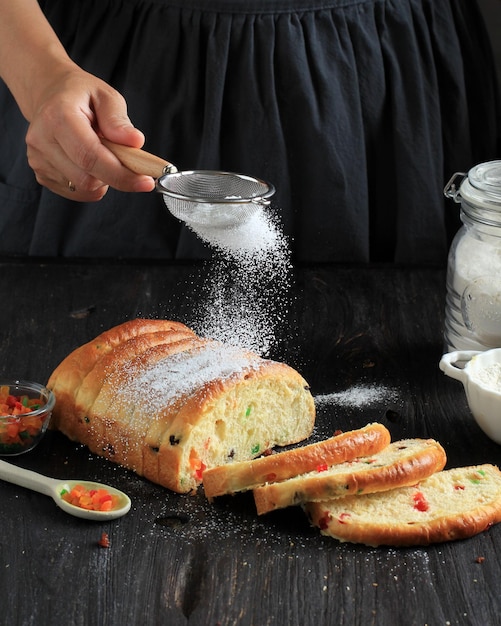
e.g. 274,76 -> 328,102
25,70 -> 156,201
27,136 -> 110,201
27,129 -> 154,201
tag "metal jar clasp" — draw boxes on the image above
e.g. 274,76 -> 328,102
444,172 -> 467,203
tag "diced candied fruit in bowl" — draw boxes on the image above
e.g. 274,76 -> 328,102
0,381 -> 55,455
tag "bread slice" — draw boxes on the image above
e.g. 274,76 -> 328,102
305,464 -> 501,546
202,423 -> 391,500
48,320 -> 316,493
252,439 -> 446,515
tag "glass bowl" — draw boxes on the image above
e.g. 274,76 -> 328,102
0,380 -> 56,455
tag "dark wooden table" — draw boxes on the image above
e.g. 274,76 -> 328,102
1,259 -> 500,626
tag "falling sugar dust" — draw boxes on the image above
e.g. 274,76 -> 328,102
188,207 -> 292,356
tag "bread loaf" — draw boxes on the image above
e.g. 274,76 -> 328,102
305,464 -> 501,546
48,319 -> 315,493
202,423 -> 391,500
253,438 -> 446,515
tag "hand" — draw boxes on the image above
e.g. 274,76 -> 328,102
25,64 -> 155,201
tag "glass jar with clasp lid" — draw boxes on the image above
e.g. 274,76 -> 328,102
443,160 -> 501,352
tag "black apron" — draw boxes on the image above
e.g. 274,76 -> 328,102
0,0 -> 499,262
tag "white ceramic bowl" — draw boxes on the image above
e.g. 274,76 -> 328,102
440,349 -> 501,444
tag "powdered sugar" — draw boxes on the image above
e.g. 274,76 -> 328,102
188,207 -> 292,356
191,210 -> 282,256
114,342 -> 261,415
315,384 -> 398,408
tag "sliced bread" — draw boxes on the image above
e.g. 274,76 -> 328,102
253,438 -> 446,515
304,464 -> 501,546
48,319 -> 315,493
202,423 -> 391,500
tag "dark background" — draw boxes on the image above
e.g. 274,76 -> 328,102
479,0 -> 501,89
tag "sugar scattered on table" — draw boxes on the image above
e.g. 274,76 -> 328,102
314,384 -> 398,408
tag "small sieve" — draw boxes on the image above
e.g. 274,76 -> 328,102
102,140 -> 275,233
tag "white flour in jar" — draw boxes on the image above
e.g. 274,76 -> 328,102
447,233 -> 501,350
188,207 -> 292,356
452,234 -> 501,295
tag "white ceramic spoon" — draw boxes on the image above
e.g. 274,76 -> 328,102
0,459 -> 131,520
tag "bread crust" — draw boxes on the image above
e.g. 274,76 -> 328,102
253,439 -> 447,515
202,423 -> 391,499
51,335 -> 201,446
48,319 -> 195,431
305,464 -> 501,546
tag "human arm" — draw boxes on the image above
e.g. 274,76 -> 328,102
0,0 -> 155,200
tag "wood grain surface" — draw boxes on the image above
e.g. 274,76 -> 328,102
0,259 -> 499,626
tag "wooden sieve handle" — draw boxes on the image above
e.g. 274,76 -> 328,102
101,138 -> 178,178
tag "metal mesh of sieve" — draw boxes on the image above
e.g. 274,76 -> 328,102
157,170 -> 275,228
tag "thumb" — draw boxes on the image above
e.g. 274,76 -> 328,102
93,87 -> 145,148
